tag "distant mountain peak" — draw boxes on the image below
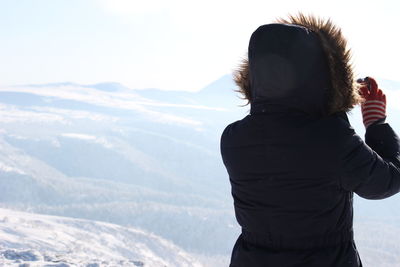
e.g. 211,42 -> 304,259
198,74 -> 235,95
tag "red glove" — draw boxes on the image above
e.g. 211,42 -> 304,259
358,77 -> 386,128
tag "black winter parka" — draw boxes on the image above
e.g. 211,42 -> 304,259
221,23 -> 400,267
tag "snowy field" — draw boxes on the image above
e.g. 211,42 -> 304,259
0,208 -> 202,267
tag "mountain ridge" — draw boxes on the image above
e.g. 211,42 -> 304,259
0,207 -> 202,267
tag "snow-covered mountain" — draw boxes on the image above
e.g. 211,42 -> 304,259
1,75 -> 400,266
0,75 -> 244,266
0,208 -> 202,267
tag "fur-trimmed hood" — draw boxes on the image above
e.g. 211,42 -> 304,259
234,14 -> 362,115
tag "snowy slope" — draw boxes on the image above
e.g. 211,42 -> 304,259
0,75 -> 241,260
0,208 -> 202,267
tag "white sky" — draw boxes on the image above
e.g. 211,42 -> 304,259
1,0 -> 399,91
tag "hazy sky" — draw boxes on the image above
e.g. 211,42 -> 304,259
1,0 -> 399,91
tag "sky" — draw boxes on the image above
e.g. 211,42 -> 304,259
1,0 -> 399,91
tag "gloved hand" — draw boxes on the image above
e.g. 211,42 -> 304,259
357,77 -> 386,128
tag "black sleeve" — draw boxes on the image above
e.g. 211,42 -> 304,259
365,123 -> 400,164
339,122 -> 400,200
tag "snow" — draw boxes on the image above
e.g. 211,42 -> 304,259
0,86 -> 204,127
60,134 -> 113,149
0,162 -> 26,175
0,208 -> 203,267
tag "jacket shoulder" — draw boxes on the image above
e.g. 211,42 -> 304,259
220,116 -> 251,148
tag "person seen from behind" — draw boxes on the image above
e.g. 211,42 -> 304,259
220,13 -> 400,267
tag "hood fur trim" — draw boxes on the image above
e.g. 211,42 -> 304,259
233,57 -> 251,104
234,13 -> 362,114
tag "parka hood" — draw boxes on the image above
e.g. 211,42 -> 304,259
248,23 -> 331,115
234,14 -> 361,116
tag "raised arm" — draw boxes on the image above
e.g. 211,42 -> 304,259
339,77 -> 400,199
